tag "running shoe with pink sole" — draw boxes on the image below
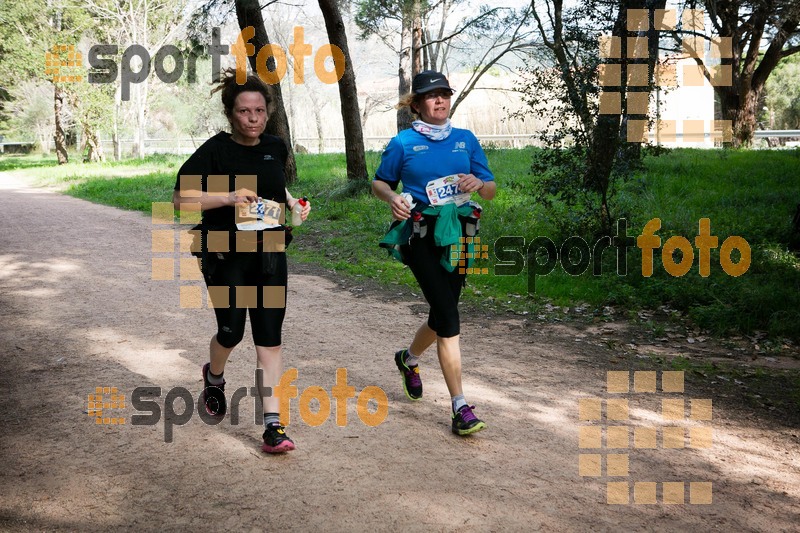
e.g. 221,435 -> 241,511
262,424 -> 296,453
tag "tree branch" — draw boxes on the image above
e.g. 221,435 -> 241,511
531,2 -> 554,49
450,7 -> 532,115
781,44 -> 800,58
753,13 -> 799,88
418,6 -> 504,50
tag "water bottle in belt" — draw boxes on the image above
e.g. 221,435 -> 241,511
412,211 -> 427,239
466,205 -> 482,237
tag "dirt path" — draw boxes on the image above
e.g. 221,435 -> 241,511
0,172 -> 798,532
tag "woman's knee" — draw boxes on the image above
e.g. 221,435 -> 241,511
435,323 -> 460,338
216,326 -> 245,349
252,329 -> 281,347
427,309 -> 460,338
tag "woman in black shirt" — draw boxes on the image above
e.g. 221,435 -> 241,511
172,72 -> 310,453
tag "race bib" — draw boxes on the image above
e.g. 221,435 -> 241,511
425,174 -> 471,206
236,198 -> 282,230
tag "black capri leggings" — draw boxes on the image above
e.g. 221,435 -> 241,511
203,251 -> 288,348
402,216 -> 466,338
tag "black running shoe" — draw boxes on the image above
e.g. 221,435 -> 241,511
262,423 -> 296,453
451,405 -> 487,436
201,362 -> 226,417
394,349 -> 422,400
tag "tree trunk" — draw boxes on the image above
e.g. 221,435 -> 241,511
583,0 -> 632,232
318,0 -> 368,183
548,1 -> 594,136
412,0 -> 423,76
113,85 -> 121,160
361,95 -> 375,130
316,112 -> 325,154
715,82 -> 759,148
587,119 -> 618,232
397,10 -> 413,132
234,0 -> 297,184
54,85 -> 68,165
81,119 -> 105,163
617,0 -> 667,162
37,127 -> 49,154
733,87 -> 760,147
307,90 -> 326,153
715,45 -> 788,148
286,84 -> 296,149
135,83 -> 147,158
51,5 -> 68,164
708,2 -> 798,147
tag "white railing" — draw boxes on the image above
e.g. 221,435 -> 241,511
753,130 -> 800,138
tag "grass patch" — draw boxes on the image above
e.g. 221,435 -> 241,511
10,153 -> 186,187
0,153 -> 59,172
616,148 -> 800,338
67,172 -> 176,211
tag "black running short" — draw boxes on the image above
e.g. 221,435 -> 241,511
401,216 -> 466,338
202,251 -> 288,348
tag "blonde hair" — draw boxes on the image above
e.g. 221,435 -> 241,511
396,92 -> 424,118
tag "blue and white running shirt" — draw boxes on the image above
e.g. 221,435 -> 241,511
374,127 -> 495,205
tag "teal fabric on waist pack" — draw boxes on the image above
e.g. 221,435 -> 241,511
379,203 -> 477,272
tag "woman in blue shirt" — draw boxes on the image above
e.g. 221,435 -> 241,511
372,70 -> 497,436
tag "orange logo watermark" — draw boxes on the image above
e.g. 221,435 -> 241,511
86,387 -> 126,425
150,186 -> 291,309
598,9 -> 733,143
451,236 -> 490,275
579,370 -> 714,505
45,44 -> 84,83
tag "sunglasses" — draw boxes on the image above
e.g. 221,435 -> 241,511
423,91 -> 453,100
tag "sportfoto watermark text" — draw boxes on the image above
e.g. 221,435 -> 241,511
494,218 -> 750,292
83,26 -> 344,100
